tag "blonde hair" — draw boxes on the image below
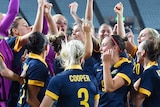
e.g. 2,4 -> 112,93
60,40 -> 85,68
146,28 -> 159,39
52,14 -> 68,24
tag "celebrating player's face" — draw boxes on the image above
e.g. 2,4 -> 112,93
136,41 -> 145,64
100,37 -> 113,54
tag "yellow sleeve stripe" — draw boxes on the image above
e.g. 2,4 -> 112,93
28,80 -> 44,87
131,46 -> 137,57
45,90 -> 59,100
94,94 -> 100,100
117,73 -> 131,85
14,36 -> 23,52
138,87 -> 151,96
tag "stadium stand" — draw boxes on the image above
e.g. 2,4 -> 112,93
0,1 -> 9,13
135,0 -> 160,31
1,0 -> 160,37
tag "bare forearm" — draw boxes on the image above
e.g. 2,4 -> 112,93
117,14 -> 125,39
71,12 -> 81,24
20,1 -> 44,46
45,13 -> 58,35
84,32 -> 93,59
103,62 -> 114,92
32,2 -> 44,33
132,93 -> 145,107
0,66 -> 21,82
85,0 -> 93,21
27,98 -> 40,107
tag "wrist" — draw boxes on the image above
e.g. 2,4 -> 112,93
103,60 -> 111,65
70,11 -> 77,15
117,14 -> 123,18
44,13 -> 51,18
85,31 -> 91,34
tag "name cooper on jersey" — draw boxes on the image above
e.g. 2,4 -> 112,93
69,75 -> 91,82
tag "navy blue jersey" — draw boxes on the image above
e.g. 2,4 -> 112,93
7,36 -> 28,74
92,50 -> 101,63
7,36 -> 28,107
17,53 -> 50,107
54,57 -> 64,75
138,62 -> 160,107
132,56 -> 144,83
46,64 -> 99,107
94,58 -> 133,107
7,36 -> 29,107
82,56 -> 98,76
130,46 -> 144,82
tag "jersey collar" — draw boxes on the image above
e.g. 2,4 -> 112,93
65,64 -> 82,70
29,53 -> 48,67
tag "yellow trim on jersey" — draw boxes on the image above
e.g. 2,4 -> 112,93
94,94 -> 100,100
145,61 -> 158,70
28,80 -> 44,87
0,53 -> 4,61
131,46 -> 137,57
138,87 -> 151,96
14,36 -> 23,52
45,90 -> 59,100
114,58 -> 131,68
65,64 -> 82,70
117,73 -> 131,85
29,53 -> 48,67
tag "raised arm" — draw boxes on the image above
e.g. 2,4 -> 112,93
114,2 -> 125,38
114,2 -> 136,55
82,22 -> 93,59
85,0 -> 100,52
69,2 -> 81,24
102,49 -> 126,92
19,0 -> 45,46
85,0 -> 93,23
44,2 -> 58,35
0,0 -> 19,37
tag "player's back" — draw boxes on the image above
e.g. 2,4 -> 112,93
48,67 -> 99,107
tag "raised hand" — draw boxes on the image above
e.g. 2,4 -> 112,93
101,49 -> 113,65
126,27 -> 135,45
37,0 -> 45,6
114,2 -> 123,16
82,22 -> 91,33
44,2 -> 52,15
69,2 -> 78,15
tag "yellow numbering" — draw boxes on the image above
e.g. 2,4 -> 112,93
101,80 -> 105,92
18,84 -> 26,104
78,88 -> 89,107
134,62 -> 140,75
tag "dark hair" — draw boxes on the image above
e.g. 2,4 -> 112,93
49,34 -> 65,53
27,32 -> 48,54
143,39 -> 160,61
110,35 -> 125,55
10,16 -> 24,36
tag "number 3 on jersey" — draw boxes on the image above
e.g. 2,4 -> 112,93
78,88 -> 89,107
